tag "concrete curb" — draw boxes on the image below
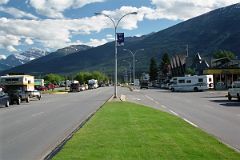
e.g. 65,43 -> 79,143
43,95 -> 114,160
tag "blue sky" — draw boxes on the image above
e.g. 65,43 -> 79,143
0,0 -> 239,58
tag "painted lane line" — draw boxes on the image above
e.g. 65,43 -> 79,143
145,95 -> 154,101
161,105 -> 167,109
169,110 -> 179,116
183,118 -> 198,128
154,101 -> 159,104
31,112 -> 44,117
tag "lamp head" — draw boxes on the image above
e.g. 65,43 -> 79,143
95,12 -> 101,16
131,12 -> 138,15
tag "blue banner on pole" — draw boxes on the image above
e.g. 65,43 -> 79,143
117,33 -> 124,46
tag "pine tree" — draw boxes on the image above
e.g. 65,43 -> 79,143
159,53 -> 171,76
149,57 -> 158,81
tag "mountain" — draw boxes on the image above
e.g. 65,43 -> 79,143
2,3 -> 240,75
0,48 -> 48,69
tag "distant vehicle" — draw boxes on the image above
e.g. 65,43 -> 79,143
0,91 -> 10,107
70,81 -> 80,92
0,75 -> 35,104
140,73 -> 149,89
46,83 -> 55,90
36,86 -> 48,91
88,79 -> 98,89
34,79 -> 44,88
228,81 -> 240,101
29,90 -> 41,100
84,84 -> 88,90
79,85 -> 85,91
169,75 -> 214,92
215,81 -> 226,90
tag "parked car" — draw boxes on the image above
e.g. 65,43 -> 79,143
29,90 -> 42,100
215,82 -> 226,90
0,91 -> 10,107
79,85 -> 86,91
47,83 -> 55,90
36,86 -> 48,91
228,81 -> 240,101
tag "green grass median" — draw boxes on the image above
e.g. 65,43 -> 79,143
53,102 -> 240,160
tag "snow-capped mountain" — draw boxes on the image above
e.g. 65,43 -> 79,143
0,48 -> 48,68
56,45 -> 92,55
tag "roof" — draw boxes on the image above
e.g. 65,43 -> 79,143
0,75 -> 33,78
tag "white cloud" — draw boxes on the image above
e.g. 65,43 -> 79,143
0,54 -> 7,60
0,7 -> 38,19
0,34 -> 20,52
28,0 -> 105,18
25,37 -> 34,45
0,0 -> 9,5
0,0 -> 239,52
85,38 -> 108,47
6,45 -> 18,52
106,34 -> 114,41
0,16 -> 111,49
149,0 -> 240,20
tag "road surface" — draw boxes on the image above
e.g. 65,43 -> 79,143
0,87 -> 113,160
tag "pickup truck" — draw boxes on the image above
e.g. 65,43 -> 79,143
228,81 -> 240,101
7,90 -> 31,105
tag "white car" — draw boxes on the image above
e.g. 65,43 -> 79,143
29,90 -> 42,100
228,81 -> 240,101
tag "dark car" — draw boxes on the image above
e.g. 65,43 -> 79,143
0,91 -> 10,107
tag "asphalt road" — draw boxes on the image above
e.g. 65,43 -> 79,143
0,87 -> 113,160
119,87 -> 240,151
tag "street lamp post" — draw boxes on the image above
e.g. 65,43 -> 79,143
123,60 -> 132,83
123,48 -> 144,85
95,12 -> 137,98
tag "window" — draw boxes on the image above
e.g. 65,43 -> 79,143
178,80 -> 185,83
186,80 -> 191,83
198,78 -> 203,82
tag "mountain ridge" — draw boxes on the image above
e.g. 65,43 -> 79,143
1,3 -> 240,75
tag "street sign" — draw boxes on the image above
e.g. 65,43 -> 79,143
117,33 -> 124,46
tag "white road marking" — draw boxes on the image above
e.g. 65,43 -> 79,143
145,95 -> 154,101
161,105 -> 167,109
169,110 -> 179,116
183,118 -> 198,128
154,101 -> 159,104
31,112 -> 44,117
144,95 -> 160,105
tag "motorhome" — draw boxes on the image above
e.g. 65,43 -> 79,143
0,75 -> 35,104
169,75 -> 213,92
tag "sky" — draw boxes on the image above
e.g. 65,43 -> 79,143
0,0 -> 239,58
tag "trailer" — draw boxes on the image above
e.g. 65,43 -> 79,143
169,75 -> 214,92
0,75 -> 35,104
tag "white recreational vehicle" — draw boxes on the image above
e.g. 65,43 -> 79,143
169,75 -> 213,92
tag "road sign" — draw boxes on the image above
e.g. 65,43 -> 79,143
117,33 -> 124,46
